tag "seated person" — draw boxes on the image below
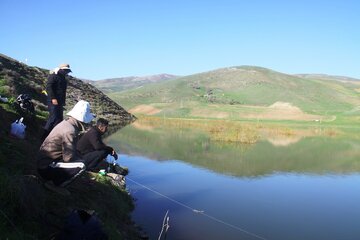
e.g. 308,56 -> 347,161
37,100 -> 95,187
77,118 -> 120,173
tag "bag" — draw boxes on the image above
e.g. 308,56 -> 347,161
10,117 -> 26,139
105,154 -> 117,165
0,95 -> 8,103
16,94 -> 35,113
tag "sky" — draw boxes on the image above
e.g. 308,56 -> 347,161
1,0 -> 359,80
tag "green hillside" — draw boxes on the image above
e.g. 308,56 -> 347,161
108,66 -> 360,123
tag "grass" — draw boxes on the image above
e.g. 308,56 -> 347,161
0,78 -> 10,96
132,115 -> 358,145
107,66 -> 360,124
110,116 -> 360,178
0,103 -> 140,239
0,54 -> 139,239
208,123 -> 259,143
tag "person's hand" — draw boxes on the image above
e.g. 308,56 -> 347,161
112,150 -> 118,160
51,99 -> 58,105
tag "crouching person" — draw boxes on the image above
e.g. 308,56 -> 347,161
37,100 -> 95,189
76,118 -> 119,173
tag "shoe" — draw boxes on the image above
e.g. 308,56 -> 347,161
44,181 -> 70,196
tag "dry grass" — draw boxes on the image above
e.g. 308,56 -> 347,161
136,116 -> 260,143
134,116 -> 345,144
208,124 -> 259,143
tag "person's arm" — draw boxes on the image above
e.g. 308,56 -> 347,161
89,132 -> 113,154
111,149 -> 118,160
90,138 -> 114,154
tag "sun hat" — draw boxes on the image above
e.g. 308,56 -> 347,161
59,63 -> 72,72
66,100 -> 94,123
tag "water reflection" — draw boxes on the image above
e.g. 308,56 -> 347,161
106,124 -> 360,177
105,123 -> 360,240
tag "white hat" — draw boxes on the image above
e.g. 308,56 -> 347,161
59,63 -> 72,72
66,100 -> 94,123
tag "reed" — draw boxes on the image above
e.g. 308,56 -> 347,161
136,116 -> 261,144
209,124 -> 259,143
133,115 -> 352,144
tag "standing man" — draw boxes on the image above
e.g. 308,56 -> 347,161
43,63 -> 71,139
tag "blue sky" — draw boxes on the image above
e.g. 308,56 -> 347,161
1,0 -> 359,80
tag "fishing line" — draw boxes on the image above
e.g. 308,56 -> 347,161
126,176 -> 268,240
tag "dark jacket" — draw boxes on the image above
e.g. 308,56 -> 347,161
38,117 -> 84,169
46,72 -> 67,105
77,127 -> 113,156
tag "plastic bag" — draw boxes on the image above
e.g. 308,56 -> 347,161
10,117 -> 26,139
0,96 -> 8,103
105,154 -> 117,165
106,153 -> 116,165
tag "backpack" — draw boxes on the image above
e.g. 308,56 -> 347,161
16,94 -> 35,113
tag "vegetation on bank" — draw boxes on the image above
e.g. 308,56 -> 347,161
0,53 -> 144,239
108,116 -> 360,178
133,115 -> 348,144
0,104 -> 141,239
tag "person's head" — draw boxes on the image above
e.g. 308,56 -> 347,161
96,118 -> 109,134
58,63 -> 72,76
66,100 -> 95,124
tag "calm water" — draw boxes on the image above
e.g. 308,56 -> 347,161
106,123 -> 360,240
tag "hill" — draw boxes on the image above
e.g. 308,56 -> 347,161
0,53 -> 136,125
296,74 -> 360,82
0,54 -> 142,239
88,73 -> 178,93
108,66 -> 360,123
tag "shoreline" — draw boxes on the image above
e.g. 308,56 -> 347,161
0,104 -> 144,239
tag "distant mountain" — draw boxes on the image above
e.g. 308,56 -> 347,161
0,53 -> 135,125
107,66 -> 360,122
88,74 -> 178,93
295,74 -> 360,82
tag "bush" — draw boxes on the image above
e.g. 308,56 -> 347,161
0,79 -> 10,96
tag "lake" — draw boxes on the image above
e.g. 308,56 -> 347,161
106,121 -> 360,240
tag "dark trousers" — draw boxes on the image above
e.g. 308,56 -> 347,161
82,150 -> 109,172
38,162 -> 85,186
44,102 -> 64,132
